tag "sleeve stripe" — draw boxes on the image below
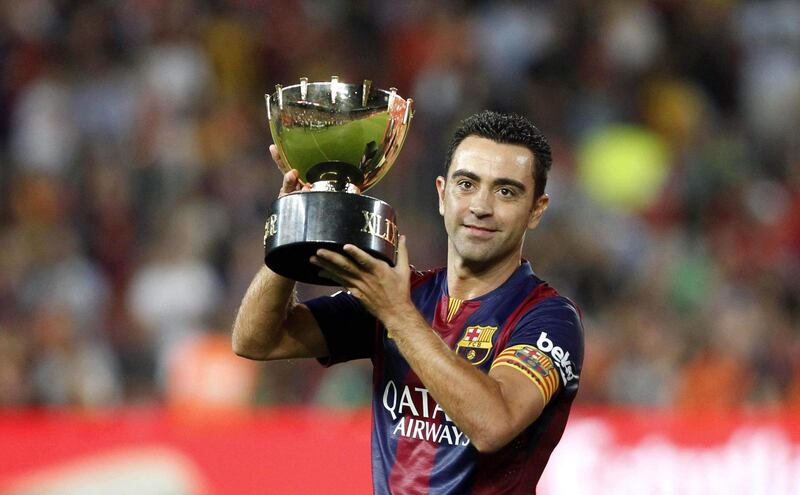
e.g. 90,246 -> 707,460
492,360 -> 556,404
492,356 -> 559,403
491,345 -> 561,404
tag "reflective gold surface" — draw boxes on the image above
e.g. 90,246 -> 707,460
266,78 -> 413,193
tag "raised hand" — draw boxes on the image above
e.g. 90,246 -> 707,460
272,144 -> 311,198
310,235 -> 413,325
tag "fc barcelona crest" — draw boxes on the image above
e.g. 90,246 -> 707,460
456,325 -> 499,366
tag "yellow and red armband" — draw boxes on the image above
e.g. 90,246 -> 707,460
491,345 -> 561,404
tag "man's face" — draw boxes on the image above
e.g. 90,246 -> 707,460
436,136 -> 549,268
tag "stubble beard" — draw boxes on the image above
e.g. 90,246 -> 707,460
450,230 -> 509,272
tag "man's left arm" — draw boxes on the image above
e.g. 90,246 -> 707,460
311,237 -> 552,453
380,307 -> 548,453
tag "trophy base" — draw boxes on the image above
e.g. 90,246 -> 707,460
264,191 -> 398,286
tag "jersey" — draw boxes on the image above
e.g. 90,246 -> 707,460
305,260 -> 583,494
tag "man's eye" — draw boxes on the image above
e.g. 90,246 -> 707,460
498,187 -> 515,197
457,180 -> 474,190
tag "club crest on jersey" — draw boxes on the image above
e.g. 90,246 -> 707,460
456,325 -> 499,365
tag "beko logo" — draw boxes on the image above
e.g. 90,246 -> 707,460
537,332 -> 579,382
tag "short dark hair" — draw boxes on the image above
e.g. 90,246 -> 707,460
444,111 -> 552,199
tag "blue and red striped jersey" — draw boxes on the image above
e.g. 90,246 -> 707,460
305,260 -> 583,494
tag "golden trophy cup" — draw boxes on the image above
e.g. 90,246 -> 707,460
263,77 -> 413,285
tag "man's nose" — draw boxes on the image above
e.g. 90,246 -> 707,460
469,190 -> 493,217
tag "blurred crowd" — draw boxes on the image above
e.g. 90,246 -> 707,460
1,0 -> 799,412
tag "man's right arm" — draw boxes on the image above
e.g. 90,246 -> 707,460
231,146 -> 329,361
231,264 -> 329,361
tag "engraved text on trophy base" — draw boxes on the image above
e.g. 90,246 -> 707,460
361,210 -> 398,247
263,214 -> 278,246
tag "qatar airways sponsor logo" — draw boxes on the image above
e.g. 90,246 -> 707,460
537,332 -> 579,383
382,380 -> 470,447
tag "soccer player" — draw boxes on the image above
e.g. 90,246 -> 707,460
232,111 -> 584,493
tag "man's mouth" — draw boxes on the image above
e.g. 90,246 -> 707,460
463,224 -> 497,235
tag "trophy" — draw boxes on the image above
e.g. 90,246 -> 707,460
263,77 -> 414,285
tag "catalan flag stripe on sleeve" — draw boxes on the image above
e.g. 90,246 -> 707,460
491,344 -> 560,404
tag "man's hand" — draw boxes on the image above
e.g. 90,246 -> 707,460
310,236 -> 413,325
272,144 -> 311,198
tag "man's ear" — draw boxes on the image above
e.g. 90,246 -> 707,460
527,194 -> 549,229
435,176 -> 446,216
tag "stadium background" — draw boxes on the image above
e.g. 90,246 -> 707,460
0,0 -> 798,493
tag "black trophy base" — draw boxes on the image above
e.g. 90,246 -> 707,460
263,191 -> 398,285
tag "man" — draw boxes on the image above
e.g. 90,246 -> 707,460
232,111 -> 583,493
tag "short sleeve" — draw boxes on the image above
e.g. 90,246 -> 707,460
305,290 -> 378,366
490,297 -> 583,404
